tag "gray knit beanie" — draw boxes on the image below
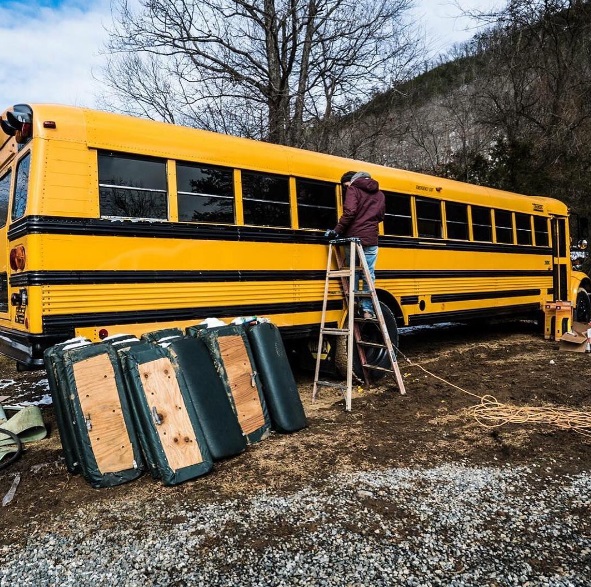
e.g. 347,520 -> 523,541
350,171 -> 371,184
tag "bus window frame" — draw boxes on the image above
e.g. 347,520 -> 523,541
383,191 -> 414,238
176,160 -> 236,225
11,149 -> 31,222
0,167 -> 12,229
295,177 -> 338,231
416,196 -> 443,239
445,201 -> 469,241
241,169 -> 291,229
97,150 -> 169,221
494,209 -> 515,245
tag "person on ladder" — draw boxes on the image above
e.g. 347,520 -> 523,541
325,170 -> 386,320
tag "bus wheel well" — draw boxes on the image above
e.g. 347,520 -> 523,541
376,289 -> 404,326
575,284 -> 591,323
579,277 -> 591,294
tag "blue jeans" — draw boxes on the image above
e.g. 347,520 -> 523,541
345,245 -> 378,314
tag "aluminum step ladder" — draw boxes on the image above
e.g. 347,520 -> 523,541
312,237 -> 406,411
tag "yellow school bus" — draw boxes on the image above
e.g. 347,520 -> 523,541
0,103 -> 589,369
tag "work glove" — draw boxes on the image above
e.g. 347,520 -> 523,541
324,229 -> 339,240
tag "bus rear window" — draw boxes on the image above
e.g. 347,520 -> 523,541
177,163 -> 234,224
0,169 -> 11,228
98,152 -> 168,219
12,152 -> 30,221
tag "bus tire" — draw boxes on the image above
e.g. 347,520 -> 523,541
575,288 -> 591,323
334,302 -> 399,382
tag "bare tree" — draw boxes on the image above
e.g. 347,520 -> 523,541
458,0 -> 591,198
100,0 -> 421,147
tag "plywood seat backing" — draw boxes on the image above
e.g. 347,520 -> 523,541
119,342 -> 213,486
195,324 -> 271,444
44,342 -> 145,488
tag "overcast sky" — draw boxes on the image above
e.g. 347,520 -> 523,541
0,0 -> 500,111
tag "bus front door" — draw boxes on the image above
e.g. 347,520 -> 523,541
551,216 -> 569,301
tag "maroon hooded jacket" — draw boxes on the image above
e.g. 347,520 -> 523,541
334,177 -> 385,246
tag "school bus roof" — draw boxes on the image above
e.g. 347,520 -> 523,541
22,103 -> 568,216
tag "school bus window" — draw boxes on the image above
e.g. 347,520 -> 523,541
98,151 -> 168,220
0,169 -> 11,228
383,192 -> 413,236
416,197 -> 442,238
515,213 -> 533,245
472,206 -> 493,242
495,209 -> 514,244
534,216 -> 549,247
446,202 -> 469,240
242,171 -> 290,227
12,152 -> 30,221
177,162 -> 234,224
296,178 -> 337,230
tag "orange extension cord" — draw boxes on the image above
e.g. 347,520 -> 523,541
395,349 -> 591,438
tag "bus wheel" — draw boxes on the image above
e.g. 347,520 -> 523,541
334,302 -> 399,382
575,288 -> 591,323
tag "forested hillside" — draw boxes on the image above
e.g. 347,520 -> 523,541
320,0 -> 591,223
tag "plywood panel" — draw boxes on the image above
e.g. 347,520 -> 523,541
138,357 -> 203,470
73,354 -> 135,474
218,335 -> 265,435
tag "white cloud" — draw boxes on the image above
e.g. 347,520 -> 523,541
0,0 -> 112,108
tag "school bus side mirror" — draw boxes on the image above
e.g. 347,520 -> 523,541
1,104 -> 33,143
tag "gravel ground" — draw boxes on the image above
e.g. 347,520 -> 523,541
1,463 -> 590,587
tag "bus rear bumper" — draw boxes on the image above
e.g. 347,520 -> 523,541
0,327 -> 72,368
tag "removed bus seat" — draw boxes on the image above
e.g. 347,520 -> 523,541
44,341 -> 145,488
118,342 -> 213,486
162,337 -> 247,460
102,334 -> 142,348
44,338 -> 93,475
190,324 -> 271,444
246,321 -> 308,433
140,328 -> 184,344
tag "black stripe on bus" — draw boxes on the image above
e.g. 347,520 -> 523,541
431,289 -> 541,303
378,269 -> 550,280
401,296 -> 419,305
378,236 -> 552,256
8,216 -> 553,255
408,303 -> 540,325
11,269 -> 327,287
41,300 -> 343,334
10,268 -> 552,287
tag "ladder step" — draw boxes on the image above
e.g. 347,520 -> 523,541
354,316 -> 378,323
327,270 -> 353,277
321,328 -> 350,335
357,341 -> 388,349
362,364 -> 398,373
353,292 -> 373,298
316,380 -> 347,390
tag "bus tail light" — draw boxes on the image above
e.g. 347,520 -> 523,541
9,245 -> 26,271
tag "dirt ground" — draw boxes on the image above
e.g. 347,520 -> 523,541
1,320 -> 590,547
